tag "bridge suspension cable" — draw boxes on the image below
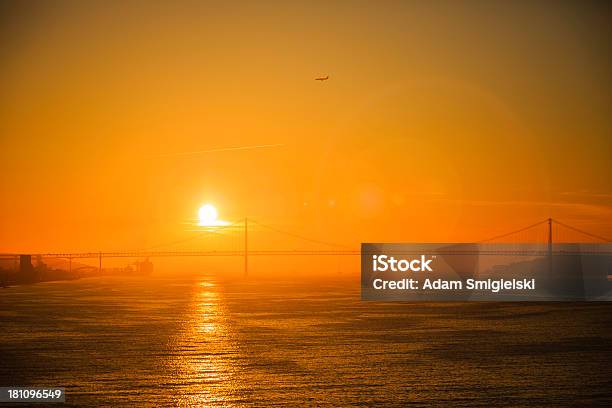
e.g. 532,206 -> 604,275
479,219 -> 549,243
248,219 -> 351,249
141,230 -> 212,251
137,220 -> 247,252
6,218 -> 610,261
554,219 -> 610,243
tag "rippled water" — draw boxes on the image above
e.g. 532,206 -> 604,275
0,275 -> 611,406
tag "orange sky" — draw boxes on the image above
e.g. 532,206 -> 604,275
0,1 -> 611,254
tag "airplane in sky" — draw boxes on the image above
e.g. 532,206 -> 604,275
315,75 -> 329,81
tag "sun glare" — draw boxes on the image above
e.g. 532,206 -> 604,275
198,204 -> 228,227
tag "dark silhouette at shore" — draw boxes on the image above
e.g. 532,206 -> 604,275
0,256 -> 153,288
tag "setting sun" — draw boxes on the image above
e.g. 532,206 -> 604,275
197,204 -> 228,227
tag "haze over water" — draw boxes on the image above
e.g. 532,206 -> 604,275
1,274 -> 610,406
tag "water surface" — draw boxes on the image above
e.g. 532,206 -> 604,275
0,275 -> 610,406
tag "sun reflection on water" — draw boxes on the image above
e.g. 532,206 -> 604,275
167,279 -> 241,407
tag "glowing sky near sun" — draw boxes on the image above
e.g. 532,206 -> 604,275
0,1 -> 610,253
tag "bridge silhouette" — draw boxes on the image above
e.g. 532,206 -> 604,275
1,218 -> 610,277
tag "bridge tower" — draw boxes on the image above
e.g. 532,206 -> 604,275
244,217 -> 248,278
548,218 -> 553,276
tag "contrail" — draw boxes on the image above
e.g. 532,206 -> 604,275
153,143 -> 285,158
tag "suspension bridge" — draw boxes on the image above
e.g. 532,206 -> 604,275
1,218 -> 611,277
